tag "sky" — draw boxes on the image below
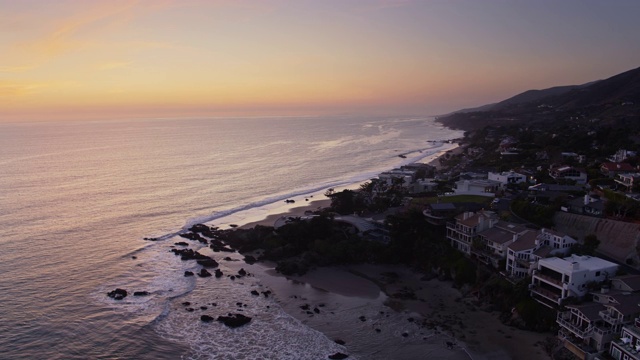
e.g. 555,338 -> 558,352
1,0 -> 640,121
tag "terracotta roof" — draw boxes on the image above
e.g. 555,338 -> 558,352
601,162 -> 635,172
508,230 -> 539,252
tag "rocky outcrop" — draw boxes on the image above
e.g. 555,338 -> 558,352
133,291 -> 150,296
200,315 -> 214,322
217,313 -> 252,328
107,288 -> 127,300
328,353 -> 349,359
198,269 -> 212,277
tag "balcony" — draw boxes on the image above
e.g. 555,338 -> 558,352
599,310 -> 623,325
557,313 -> 593,338
612,338 -> 640,359
531,285 -> 561,303
534,272 -> 563,287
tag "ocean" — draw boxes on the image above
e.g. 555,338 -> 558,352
0,115 -> 462,359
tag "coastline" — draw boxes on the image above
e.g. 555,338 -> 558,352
222,145 -> 551,360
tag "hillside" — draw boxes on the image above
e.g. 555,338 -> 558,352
437,66 -> 640,131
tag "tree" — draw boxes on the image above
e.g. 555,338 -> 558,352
582,234 -> 600,256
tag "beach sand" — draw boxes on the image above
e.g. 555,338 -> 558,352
231,195 -> 552,360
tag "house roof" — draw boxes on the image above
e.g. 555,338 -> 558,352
613,275 -> 640,292
494,221 -> 528,234
479,227 -> 515,245
508,230 -> 539,252
454,210 -> 497,227
607,293 -> 640,316
539,255 -> 619,273
601,162 -> 635,172
533,246 -> 552,258
566,303 -> 606,321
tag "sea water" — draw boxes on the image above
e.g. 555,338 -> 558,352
0,115 -> 462,359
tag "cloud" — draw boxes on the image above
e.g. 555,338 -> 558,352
0,81 -> 46,97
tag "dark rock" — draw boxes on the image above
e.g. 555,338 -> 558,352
261,291 -> 271,298
334,339 -> 346,345
375,328 -> 381,333
238,268 -> 247,276
251,290 -> 260,296
201,315 -> 214,322
214,269 -> 223,278
300,304 -> 310,311
186,308 -> 194,312
200,306 -> 208,310
131,256 -> 137,259
107,288 -> 128,300
402,332 -> 409,337
229,275 -> 235,280
198,269 -> 212,277
217,313 -> 252,328
174,241 -> 189,246
133,291 -> 150,296
328,352 -> 349,359
244,255 -> 257,264
184,271 -> 194,277
196,258 -> 219,268
313,307 -> 320,314
182,302 -> 191,306
358,316 -> 366,322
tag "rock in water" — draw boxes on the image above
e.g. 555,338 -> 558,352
217,313 -> 252,328
184,271 -> 194,277
107,288 -> 128,300
214,269 -> 223,278
198,269 -> 212,277
328,353 -> 349,359
200,315 -> 214,322
133,291 -> 150,296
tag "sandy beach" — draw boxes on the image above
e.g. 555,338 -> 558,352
230,171 -> 553,360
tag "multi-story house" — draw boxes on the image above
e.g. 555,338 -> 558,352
446,210 -> 499,255
537,228 -> 577,252
505,228 -> 575,279
615,173 -> 640,193
474,221 -> 528,268
549,165 -> 588,185
530,255 -> 619,308
452,179 -> 501,197
600,162 -> 636,178
487,171 -> 528,188
609,318 -> 640,359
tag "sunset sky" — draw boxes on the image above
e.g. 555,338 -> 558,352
2,0 -> 640,121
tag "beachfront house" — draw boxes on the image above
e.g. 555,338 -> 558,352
557,275 -> 640,360
446,210 -> 499,255
505,228 -> 576,279
487,171 -> 527,188
473,221 -> 529,268
609,318 -> 640,360
530,255 -> 619,308
452,179 -> 501,197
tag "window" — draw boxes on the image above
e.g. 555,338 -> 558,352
611,346 -> 621,360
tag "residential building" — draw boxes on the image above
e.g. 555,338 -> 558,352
609,149 -> 637,163
446,211 -> 499,255
474,221 -> 528,268
609,318 -> 640,360
530,255 -> 619,308
505,228 -> 576,279
488,171 -> 527,188
600,162 -> 636,178
549,166 -> 588,185
615,173 -> 640,193
505,230 -> 540,278
558,275 -> 640,360
423,203 -> 457,226
452,179 -> 501,197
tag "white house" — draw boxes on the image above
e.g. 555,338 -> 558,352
549,166 -> 588,185
452,179 -> 501,197
537,228 -> 577,253
530,255 -> 619,308
505,230 -> 542,278
475,221 -> 529,268
488,171 -> 527,187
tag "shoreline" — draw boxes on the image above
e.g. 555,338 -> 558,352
218,142 -> 551,360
